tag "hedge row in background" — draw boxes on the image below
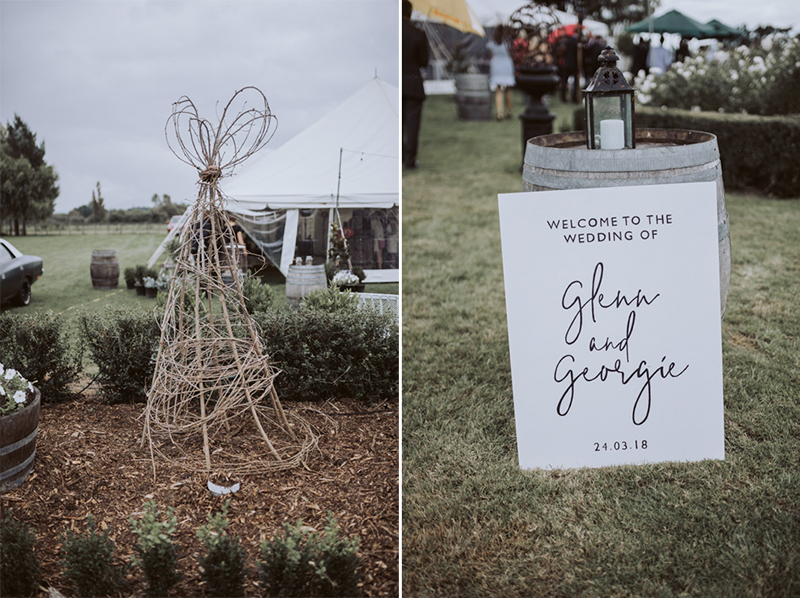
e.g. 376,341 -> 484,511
573,107 -> 800,198
2,301 -> 398,405
0,311 -> 80,403
254,306 -> 399,403
77,307 -> 161,404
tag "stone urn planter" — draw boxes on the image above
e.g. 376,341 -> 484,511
0,386 -> 40,492
514,64 -> 560,160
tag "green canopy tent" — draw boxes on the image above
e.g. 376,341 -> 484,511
626,9 -> 711,39
704,19 -> 744,40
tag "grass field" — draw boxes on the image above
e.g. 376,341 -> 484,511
3,230 -> 398,324
3,232 -> 165,318
402,94 -> 800,596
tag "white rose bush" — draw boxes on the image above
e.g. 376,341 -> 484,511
636,35 -> 800,116
0,364 -> 35,416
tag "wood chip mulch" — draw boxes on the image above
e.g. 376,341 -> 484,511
1,385 -> 398,597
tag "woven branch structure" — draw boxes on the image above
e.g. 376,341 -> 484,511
142,88 -> 318,478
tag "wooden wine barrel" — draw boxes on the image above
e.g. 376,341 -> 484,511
0,387 -> 40,492
285,264 -> 327,307
90,250 -> 119,289
455,74 -> 491,121
522,129 -> 731,317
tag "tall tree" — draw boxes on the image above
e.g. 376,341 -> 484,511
91,181 -> 106,223
0,116 -> 59,235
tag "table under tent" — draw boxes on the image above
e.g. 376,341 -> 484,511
221,77 -> 399,283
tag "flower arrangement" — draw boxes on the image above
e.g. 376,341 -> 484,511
332,270 -> 360,287
155,274 -> 171,291
635,34 -> 799,116
0,364 -> 35,416
143,276 -> 158,289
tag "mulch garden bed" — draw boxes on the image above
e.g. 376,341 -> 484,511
1,384 -> 399,597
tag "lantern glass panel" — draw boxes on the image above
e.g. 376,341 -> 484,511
589,94 -> 634,149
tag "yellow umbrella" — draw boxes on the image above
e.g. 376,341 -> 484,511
411,0 -> 485,36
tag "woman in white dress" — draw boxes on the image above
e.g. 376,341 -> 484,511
486,25 -> 516,120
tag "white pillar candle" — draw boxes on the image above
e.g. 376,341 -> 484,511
600,119 -> 625,150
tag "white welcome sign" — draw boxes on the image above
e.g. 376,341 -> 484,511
498,182 -> 725,469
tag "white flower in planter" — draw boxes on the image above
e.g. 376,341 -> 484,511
0,362 -> 34,416
332,270 -> 360,287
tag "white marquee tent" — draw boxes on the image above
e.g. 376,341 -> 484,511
223,77 -> 399,282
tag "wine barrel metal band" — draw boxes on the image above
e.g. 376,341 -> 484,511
0,425 -> 39,456
0,450 -> 37,481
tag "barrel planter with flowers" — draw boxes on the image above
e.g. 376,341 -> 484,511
0,366 -> 40,493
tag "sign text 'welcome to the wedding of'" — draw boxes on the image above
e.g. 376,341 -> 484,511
498,182 -> 724,469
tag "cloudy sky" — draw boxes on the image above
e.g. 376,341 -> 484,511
0,0 -> 399,214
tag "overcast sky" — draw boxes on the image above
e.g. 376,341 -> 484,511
0,0 -> 399,214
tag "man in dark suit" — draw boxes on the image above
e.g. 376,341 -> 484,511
402,0 -> 429,169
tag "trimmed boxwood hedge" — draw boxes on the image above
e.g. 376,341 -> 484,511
253,307 -> 399,403
76,303 -> 398,405
573,106 -> 800,198
77,306 -> 161,404
0,311 -> 80,403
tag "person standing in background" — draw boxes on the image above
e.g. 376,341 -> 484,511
648,34 -> 673,74
675,37 -> 691,62
486,24 -> 516,120
402,0 -> 429,170
558,31 -> 579,103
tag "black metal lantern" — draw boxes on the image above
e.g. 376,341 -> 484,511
584,46 -> 635,149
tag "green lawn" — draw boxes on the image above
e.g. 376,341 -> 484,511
3,231 -> 398,324
3,232 -> 164,318
402,94 -> 800,596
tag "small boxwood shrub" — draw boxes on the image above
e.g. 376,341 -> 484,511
242,274 -> 275,313
259,512 -> 361,597
253,303 -> 398,403
197,500 -> 247,597
77,306 -> 161,403
0,311 -> 80,403
302,284 -> 360,313
0,511 -> 41,597
130,501 -> 182,597
60,515 -> 127,597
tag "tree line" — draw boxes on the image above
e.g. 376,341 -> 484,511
1,116 -> 187,236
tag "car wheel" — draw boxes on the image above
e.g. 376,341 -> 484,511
14,280 -> 31,306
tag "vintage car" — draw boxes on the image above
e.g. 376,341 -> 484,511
0,238 -> 43,307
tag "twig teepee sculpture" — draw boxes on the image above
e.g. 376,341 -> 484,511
142,88 -> 317,478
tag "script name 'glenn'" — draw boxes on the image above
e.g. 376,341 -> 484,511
561,262 -> 660,345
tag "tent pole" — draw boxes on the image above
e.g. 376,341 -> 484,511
334,147 -> 354,271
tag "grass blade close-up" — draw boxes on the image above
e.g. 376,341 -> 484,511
401,93 -> 800,597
